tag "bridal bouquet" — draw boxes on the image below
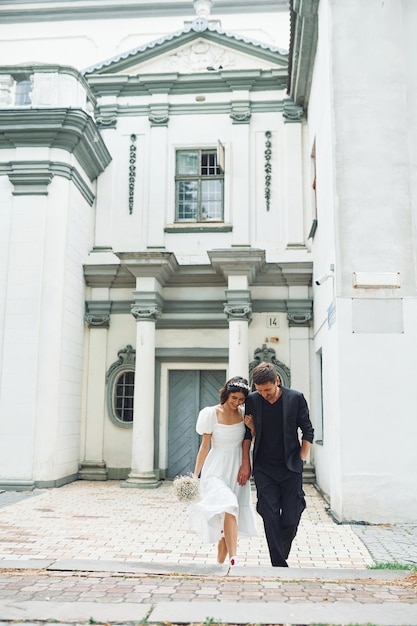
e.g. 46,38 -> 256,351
173,473 -> 200,502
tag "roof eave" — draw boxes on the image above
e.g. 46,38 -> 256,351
287,0 -> 319,109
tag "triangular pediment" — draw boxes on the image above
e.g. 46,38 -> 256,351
123,38 -> 281,75
84,18 -> 288,76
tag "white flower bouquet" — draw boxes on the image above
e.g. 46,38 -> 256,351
173,473 -> 200,502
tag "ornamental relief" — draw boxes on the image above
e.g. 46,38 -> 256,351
125,40 -> 277,75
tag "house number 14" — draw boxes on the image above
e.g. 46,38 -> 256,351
266,315 -> 280,328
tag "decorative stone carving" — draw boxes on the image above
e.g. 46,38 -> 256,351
95,111 -> 118,129
287,310 -> 312,326
106,344 -> 136,381
167,41 -> 237,73
193,0 -> 213,19
148,113 -> 169,126
224,303 -> 252,321
85,301 -> 112,328
265,131 -> 272,211
155,38 -> 275,74
84,314 -> 110,328
148,104 -> 169,127
128,134 -> 136,214
249,344 -> 291,388
230,108 -> 251,124
283,99 -> 304,123
224,288 -> 252,322
131,305 -> 162,321
191,17 -> 210,32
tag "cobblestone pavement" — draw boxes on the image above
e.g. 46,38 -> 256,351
0,566 -> 415,605
351,523 -> 417,566
1,480 -> 416,567
0,481 -> 415,625
0,565 -> 415,626
0,481 -> 374,568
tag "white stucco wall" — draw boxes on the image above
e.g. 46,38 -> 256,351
0,173 -> 95,484
0,11 -> 290,72
308,0 -> 417,522
98,107 -> 302,262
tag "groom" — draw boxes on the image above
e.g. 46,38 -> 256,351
244,361 -> 314,567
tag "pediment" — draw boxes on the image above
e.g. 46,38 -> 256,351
123,38 -> 280,75
84,18 -> 288,76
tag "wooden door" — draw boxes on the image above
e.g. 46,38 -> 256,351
167,369 -> 225,477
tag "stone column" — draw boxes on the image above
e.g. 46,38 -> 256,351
208,249 -> 265,380
224,282 -> 252,379
122,291 -> 163,488
79,301 -> 111,480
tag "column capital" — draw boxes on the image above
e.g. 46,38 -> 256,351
224,289 -> 252,322
148,104 -> 169,127
287,309 -> 312,327
131,305 -> 162,321
95,104 -> 118,129
85,301 -> 111,328
230,104 -> 251,124
224,302 -> 252,321
131,291 -> 163,321
283,99 -> 304,123
85,314 -> 110,328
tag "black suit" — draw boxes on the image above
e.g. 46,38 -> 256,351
246,386 -> 314,566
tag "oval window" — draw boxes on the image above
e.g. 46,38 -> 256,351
114,370 -> 135,423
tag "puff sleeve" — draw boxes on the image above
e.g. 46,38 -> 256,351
195,406 -> 216,435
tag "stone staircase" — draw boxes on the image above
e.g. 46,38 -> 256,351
302,463 -> 316,484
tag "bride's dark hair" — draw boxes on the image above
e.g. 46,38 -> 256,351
219,376 -> 250,404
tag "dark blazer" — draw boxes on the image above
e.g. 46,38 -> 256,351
245,386 -> 314,474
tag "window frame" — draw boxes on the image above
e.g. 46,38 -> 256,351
106,347 -> 136,429
175,148 -> 224,223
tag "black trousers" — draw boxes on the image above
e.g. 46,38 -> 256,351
254,467 -> 306,567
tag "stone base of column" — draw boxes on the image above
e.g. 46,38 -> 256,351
121,471 -> 161,489
0,480 -> 35,491
78,461 -> 108,481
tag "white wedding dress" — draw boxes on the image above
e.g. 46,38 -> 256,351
188,405 -> 258,543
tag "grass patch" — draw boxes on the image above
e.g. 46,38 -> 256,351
368,562 -> 416,571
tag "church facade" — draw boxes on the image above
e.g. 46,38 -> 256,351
0,0 -> 415,523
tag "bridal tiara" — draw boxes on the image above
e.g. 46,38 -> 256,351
227,381 -> 250,391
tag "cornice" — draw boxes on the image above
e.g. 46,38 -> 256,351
84,296 -> 313,329
0,108 -> 111,181
84,255 -> 313,288
116,251 -> 179,285
287,0 -> 319,108
0,161 -> 95,204
87,69 -> 287,99
0,1 -> 289,24
85,298 -> 313,314
209,248 -> 266,282
95,99 -> 284,126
